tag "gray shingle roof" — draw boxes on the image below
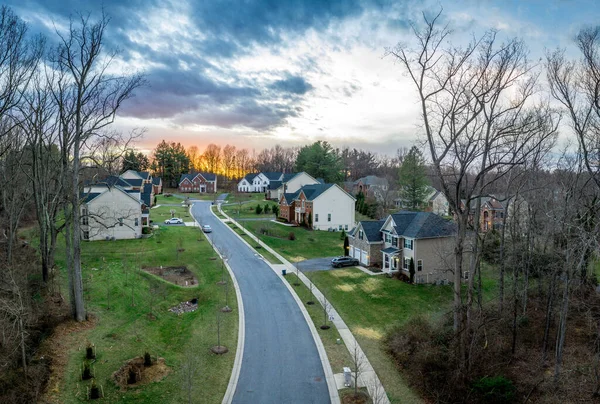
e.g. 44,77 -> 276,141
389,211 -> 456,239
138,171 -> 150,180
356,175 -> 388,186
282,190 -> 300,204
268,180 -> 282,190
81,192 -> 102,203
126,178 -> 144,187
179,174 -> 195,184
381,246 -> 400,254
243,173 -> 258,182
282,173 -> 296,182
152,177 -> 162,186
100,176 -> 132,188
356,220 -> 385,242
263,172 -> 283,181
198,172 -> 217,181
299,183 -> 335,201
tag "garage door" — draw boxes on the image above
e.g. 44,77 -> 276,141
360,250 -> 368,265
352,247 -> 360,260
349,246 -> 354,257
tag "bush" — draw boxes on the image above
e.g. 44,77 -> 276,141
288,232 -> 296,240
340,229 -> 346,240
263,203 -> 270,214
255,204 -> 263,214
142,227 -> 152,235
272,205 -> 279,216
395,271 -> 410,283
471,376 -> 516,404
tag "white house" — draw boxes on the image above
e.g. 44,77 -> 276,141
278,183 -> 356,231
267,172 -> 320,200
237,172 -> 284,193
428,190 -> 450,216
80,185 -> 143,241
121,169 -> 152,184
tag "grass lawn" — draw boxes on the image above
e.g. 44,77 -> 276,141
46,226 -> 237,404
238,220 -> 345,261
151,205 -> 192,223
223,193 -> 266,204
309,268 -> 454,404
221,200 -> 278,219
223,221 -> 282,265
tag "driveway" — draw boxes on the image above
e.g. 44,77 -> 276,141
190,202 -> 330,404
217,193 -> 229,201
296,257 -> 339,272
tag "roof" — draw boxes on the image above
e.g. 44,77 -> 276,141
96,175 -> 132,188
125,178 -> 143,187
152,177 -> 162,186
381,247 -> 400,254
243,173 -> 258,182
141,186 -> 152,206
138,171 -> 150,180
298,183 -> 335,201
316,178 -> 325,184
356,220 -> 385,242
198,172 -> 217,181
179,174 -> 195,184
282,190 -> 301,204
356,175 -> 388,186
263,172 -> 283,181
388,211 -> 456,239
282,173 -> 296,182
80,192 -> 102,203
268,180 -> 282,190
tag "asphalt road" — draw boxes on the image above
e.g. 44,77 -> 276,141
190,202 -> 330,404
296,257 -> 339,272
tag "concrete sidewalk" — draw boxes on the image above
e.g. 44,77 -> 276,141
220,207 -> 390,404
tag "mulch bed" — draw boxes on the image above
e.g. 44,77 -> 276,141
112,357 -> 170,390
142,266 -> 197,287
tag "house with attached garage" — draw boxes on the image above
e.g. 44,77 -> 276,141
121,169 -> 153,185
178,172 -> 217,193
80,184 -> 144,241
278,183 -> 356,231
348,211 -> 456,283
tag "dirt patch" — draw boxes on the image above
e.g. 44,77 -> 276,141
341,391 -> 369,404
113,357 -> 170,390
353,326 -> 383,340
142,266 -> 197,287
40,314 -> 97,404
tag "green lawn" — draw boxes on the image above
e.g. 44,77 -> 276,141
221,200 -> 278,219
237,220 -> 344,261
48,226 -> 237,403
223,193 -> 266,204
151,205 -> 192,223
309,268 -> 454,404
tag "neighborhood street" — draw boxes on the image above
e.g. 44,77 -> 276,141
190,202 -> 330,404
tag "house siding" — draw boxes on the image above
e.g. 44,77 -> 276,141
413,237 -> 454,284
349,234 -> 383,267
311,186 -> 355,231
82,189 -> 142,241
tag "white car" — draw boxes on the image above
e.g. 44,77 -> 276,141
202,224 -> 212,233
164,217 -> 183,224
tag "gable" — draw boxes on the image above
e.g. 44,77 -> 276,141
311,183 -> 355,204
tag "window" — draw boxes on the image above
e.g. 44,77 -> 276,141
345,225 -> 348,230
83,231 -> 89,240
328,213 -> 331,222
404,238 -> 413,250
385,233 -> 392,244
119,218 -> 123,227
339,225 -> 342,230
82,208 -> 88,225
135,218 -> 139,226
403,257 -> 410,270
358,230 -> 364,240
315,214 -> 319,222
417,260 -> 423,272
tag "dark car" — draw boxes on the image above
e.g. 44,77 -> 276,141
331,256 -> 359,268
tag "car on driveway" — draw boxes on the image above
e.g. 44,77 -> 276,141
202,224 -> 212,233
331,256 -> 359,268
164,217 -> 183,224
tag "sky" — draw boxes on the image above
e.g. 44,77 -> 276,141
7,0 -> 600,155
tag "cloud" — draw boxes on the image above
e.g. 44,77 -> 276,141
270,74 -> 313,95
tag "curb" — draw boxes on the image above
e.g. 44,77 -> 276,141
217,205 -> 341,404
221,208 -> 391,404
190,204 -> 246,404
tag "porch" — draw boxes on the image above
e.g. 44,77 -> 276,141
381,247 -> 401,273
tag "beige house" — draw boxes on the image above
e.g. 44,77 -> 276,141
349,211 -> 456,283
80,185 -> 143,241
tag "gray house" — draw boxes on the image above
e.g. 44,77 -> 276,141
349,211 -> 456,283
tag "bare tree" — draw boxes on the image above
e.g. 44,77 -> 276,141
350,341 -> 366,397
180,349 -> 201,404
52,12 -> 144,321
388,10 -> 558,371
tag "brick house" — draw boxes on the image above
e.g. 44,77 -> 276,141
178,173 -> 217,193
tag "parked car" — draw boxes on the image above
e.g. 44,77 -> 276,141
331,256 -> 359,268
202,224 -> 212,233
164,217 -> 183,224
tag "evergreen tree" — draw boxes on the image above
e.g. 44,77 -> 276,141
398,146 -> 430,210
122,150 -> 150,172
295,141 -> 343,183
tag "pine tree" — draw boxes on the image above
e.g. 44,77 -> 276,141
398,146 -> 430,210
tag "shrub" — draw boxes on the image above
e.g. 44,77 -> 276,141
263,203 -> 270,214
471,376 -> 516,404
288,232 -> 296,240
395,271 -> 410,283
142,227 -> 152,235
340,229 -> 346,240
272,205 -> 279,216
255,204 -> 263,214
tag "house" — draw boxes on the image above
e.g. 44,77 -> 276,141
427,189 -> 450,216
80,185 -> 143,241
237,172 -> 284,193
120,169 -> 152,185
266,172 -> 319,200
353,175 -> 389,201
349,211 -> 456,283
278,183 -> 356,231
152,176 -> 163,195
458,196 -> 506,232
178,173 -> 217,193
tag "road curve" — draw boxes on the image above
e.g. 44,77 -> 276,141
191,202 -> 330,404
